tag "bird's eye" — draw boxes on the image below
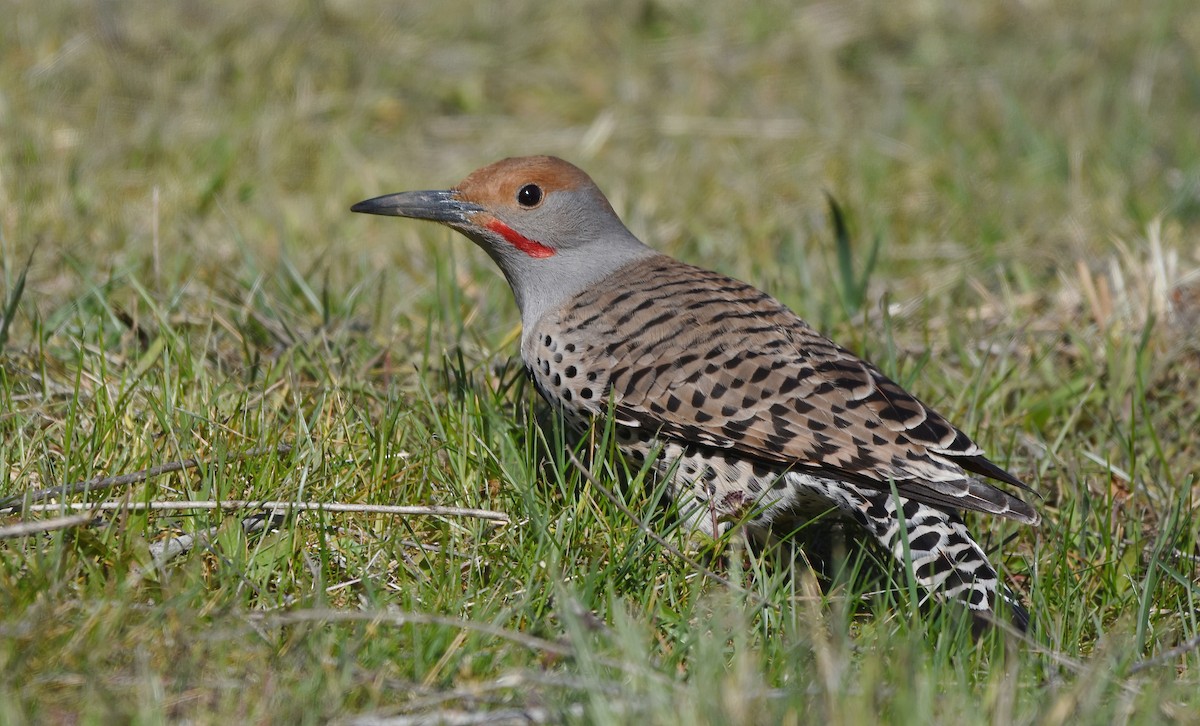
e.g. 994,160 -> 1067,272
516,184 -> 543,208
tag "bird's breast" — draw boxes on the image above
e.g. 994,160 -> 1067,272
522,319 -> 613,419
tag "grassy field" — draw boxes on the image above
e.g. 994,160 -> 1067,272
2,0 -> 1199,722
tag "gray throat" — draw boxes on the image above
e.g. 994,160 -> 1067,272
521,248 -> 660,331
469,229 -> 661,344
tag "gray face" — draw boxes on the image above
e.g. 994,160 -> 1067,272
485,185 -> 629,251
451,185 -> 659,330
352,157 -> 659,331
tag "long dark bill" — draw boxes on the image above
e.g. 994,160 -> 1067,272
351,190 -> 483,223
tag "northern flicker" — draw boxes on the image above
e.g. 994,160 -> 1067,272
353,156 -> 1039,630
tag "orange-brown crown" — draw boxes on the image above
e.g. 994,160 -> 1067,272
453,156 -> 611,214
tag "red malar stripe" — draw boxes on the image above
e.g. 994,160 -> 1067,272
486,219 -> 556,258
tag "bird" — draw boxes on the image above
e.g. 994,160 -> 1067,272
352,155 -> 1039,631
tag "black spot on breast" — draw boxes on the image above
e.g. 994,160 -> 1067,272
552,373 -> 561,387
580,388 -> 593,400
564,365 -> 577,378
543,335 -> 552,347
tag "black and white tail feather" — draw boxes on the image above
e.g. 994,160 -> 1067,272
743,473 -> 1031,632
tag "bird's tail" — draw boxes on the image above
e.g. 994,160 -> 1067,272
811,479 -> 1030,632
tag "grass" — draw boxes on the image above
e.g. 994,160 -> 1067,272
2,0 -> 1199,722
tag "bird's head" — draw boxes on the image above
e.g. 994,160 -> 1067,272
353,155 -> 655,324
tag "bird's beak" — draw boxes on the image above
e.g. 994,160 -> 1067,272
351,190 -> 484,224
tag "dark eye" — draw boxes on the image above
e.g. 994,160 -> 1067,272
517,184 -> 543,208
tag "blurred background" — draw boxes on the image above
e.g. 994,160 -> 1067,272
5,0 -> 1197,344
2,1 -> 1200,720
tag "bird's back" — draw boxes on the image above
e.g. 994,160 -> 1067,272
524,254 -> 1037,523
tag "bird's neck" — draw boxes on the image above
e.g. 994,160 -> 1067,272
511,243 -> 663,344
